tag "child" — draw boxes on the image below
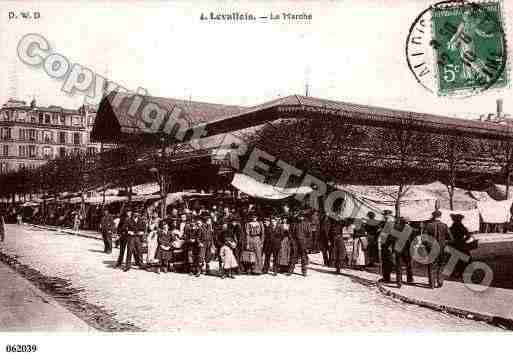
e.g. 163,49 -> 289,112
220,237 -> 238,279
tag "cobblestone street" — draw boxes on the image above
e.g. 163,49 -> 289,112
0,225 -> 502,331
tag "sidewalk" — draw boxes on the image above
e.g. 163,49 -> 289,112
340,264 -> 513,330
25,223 -> 513,330
377,276 -> 513,329
0,261 -> 94,331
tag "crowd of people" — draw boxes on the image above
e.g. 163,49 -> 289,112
0,197 -> 477,287
95,200 -> 477,287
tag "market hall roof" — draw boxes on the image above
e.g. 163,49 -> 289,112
91,91 -> 245,143
92,92 -> 513,144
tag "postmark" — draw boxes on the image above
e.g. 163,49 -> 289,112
406,0 -> 508,97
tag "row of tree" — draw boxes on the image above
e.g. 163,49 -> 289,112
247,118 -> 513,214
1,117 -> 513,217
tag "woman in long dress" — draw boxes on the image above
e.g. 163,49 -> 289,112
146,214 -> 160,267
351,220 -> 367,269
278,218 -> 292,273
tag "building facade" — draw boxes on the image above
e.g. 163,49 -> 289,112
0,98 -> 109,173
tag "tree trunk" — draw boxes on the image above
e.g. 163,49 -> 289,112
395,183 -> 404,219
506,170 -> 510,200
448,186 -> 454,211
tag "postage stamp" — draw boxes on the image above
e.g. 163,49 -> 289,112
406,0 -> 509,97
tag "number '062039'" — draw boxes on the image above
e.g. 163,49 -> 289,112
5,344 -> 37,352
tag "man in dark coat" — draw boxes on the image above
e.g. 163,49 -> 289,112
330,217 -> 347,274
185,215 -> 203,276
200,215 -> 215,275
289,212 -> 310,277
363,211 -> 380,266
380,217 -> 414,285
424,210 -> 454,288
0,211 -> 5,242
116,209 -> 131,268
263,216 -> 282,275
124,210 -> 146,272
100,209 -> 114,254
319,213 -> 332,266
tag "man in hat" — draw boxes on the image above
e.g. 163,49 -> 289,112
124,209 -> 146,271
380,216 -> 414,285
0,210 -> 5,242
363,211 -> 381,266
200,214 -> 215,275
185,214 -> 203,276
245,213 -> 265,275
100,209 -> 114,254
448,213 -> 473,278
330,215 -> 347,274
116,208 -> 132,268
319,213 -> 332,266
262,216 -> 275,274
289,211 -> 310,276
424,210 -> 454,288
309,209 -> 320,253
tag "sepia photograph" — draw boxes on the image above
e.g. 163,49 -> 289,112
0,0 -> 512,357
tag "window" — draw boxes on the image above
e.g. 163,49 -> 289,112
19,129 -> 25,140
72,116 -> 82,127
19,145 -> 26,157
2,145 -> 9,156
59,114 -> 65,125
18,111 -> 27,122
28,145 -> 36,158
30,114 -> 37,123
1,128 -> 12,140
43,146 -> 53,159
38,113 -> 44,124
44,113 -> 51,124
59,131 -> 67,144
19,163 -> 25,170
52,113 -> 59,124
28,129 -> 36,141
59,147 -> 66,157
87,147 -> 97,156
73,148 -> 80,156
43,130 -> 52,143
73,132 -> 81,145
87,115 -> 95,126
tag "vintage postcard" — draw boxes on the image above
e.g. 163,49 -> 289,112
0,0 -> 512,357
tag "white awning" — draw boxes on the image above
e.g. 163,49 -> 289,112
231,173 -> 313,200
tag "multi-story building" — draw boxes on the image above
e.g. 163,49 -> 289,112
0,98 -> 109,173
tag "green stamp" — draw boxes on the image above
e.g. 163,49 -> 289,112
431,1 -> 507,95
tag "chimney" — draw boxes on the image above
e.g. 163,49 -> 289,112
497,98 -> 503,118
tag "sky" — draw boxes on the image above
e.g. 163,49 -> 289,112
0,0 -> 512,120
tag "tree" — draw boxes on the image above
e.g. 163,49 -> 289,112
482,139 -> 513,199
369,127 -> 434,217
248,117 -> 368,183
432,135 -> 480,210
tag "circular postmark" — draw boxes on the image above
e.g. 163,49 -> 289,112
406,0 -> 508,97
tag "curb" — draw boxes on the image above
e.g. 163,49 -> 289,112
377,281 -> 513,330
